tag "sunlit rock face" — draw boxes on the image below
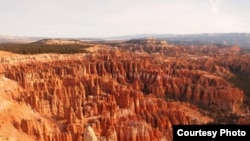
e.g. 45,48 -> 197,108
0,41 -> 248,141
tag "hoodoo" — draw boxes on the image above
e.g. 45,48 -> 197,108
0,39 -> 249,141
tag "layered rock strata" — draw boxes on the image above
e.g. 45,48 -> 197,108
0,50 -> 244,141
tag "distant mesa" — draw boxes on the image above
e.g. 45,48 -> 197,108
126,38 -> 168,45
1,33 -> 250,49
35,38 -> 86,45
0,35 -> 103,44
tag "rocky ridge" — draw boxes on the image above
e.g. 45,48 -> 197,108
0,39 -> 249,140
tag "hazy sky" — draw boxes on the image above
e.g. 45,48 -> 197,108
0,0 -> 249,38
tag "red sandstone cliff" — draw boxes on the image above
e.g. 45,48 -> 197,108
0,43 -> 248,140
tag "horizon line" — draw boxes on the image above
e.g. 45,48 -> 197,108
1,32 -> 250,39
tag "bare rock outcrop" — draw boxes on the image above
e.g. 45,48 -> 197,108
1,44 -> 248,141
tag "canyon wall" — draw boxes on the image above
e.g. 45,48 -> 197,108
1,47 -> 245,140
1,41 -> 248,141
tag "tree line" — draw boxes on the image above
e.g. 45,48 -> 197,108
0,43 -> 91,54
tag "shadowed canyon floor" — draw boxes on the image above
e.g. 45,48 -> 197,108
0,39 -> 249,141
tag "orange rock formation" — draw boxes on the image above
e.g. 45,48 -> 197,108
0,40 -> 249,141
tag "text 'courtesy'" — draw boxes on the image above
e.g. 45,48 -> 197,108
173,125 -> 250,141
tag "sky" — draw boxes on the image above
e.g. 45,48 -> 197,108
0,0 -> 250,38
